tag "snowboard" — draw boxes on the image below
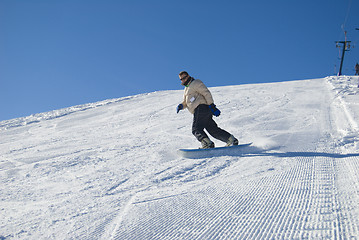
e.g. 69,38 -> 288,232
178,143 -> 252,159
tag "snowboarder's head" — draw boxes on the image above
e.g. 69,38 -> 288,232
179,71 -> 190,86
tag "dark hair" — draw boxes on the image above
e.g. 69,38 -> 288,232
179,71 -> 188,76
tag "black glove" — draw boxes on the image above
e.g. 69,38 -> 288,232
209,103 -> 221,117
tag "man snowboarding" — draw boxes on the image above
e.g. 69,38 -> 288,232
176,71 -> 238,148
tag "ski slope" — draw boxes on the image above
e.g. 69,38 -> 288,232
1,76 -> 359,239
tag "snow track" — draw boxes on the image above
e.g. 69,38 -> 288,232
1,77 -> 359,239
110,152 -> 359,239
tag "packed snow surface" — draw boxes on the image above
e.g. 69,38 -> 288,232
1,76 -> 359,239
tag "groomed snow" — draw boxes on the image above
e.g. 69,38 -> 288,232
1,76 -> 359,239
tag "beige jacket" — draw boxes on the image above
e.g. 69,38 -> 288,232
181,79 -> 214,114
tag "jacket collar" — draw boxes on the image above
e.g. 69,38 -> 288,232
184,77 -> 194,87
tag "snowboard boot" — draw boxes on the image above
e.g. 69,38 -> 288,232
200,138 -> 215,149
226,135 -> 239,146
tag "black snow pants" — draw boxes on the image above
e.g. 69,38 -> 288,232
192,104 -> 231,143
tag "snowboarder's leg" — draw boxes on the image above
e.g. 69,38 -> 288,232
205,118 -> 231,142
206,118 -> 238,146
192,105 -> 211,142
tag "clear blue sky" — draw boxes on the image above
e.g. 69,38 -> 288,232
1,0 -> 358,121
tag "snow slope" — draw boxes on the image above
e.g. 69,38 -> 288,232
1,76 -> 359,239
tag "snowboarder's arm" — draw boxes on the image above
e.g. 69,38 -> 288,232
181,95 -> 188,109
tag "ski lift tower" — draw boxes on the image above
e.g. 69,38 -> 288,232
336,31 -> 351,76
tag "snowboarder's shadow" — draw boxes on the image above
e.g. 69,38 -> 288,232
244,146 -> 359,159
184,146 -> 359,159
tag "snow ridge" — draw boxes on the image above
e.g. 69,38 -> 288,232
327,76 -> 359,151
0,94 -> 148,131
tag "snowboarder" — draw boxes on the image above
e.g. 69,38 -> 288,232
355,63 -> 359,76
176,71 -> 238,148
